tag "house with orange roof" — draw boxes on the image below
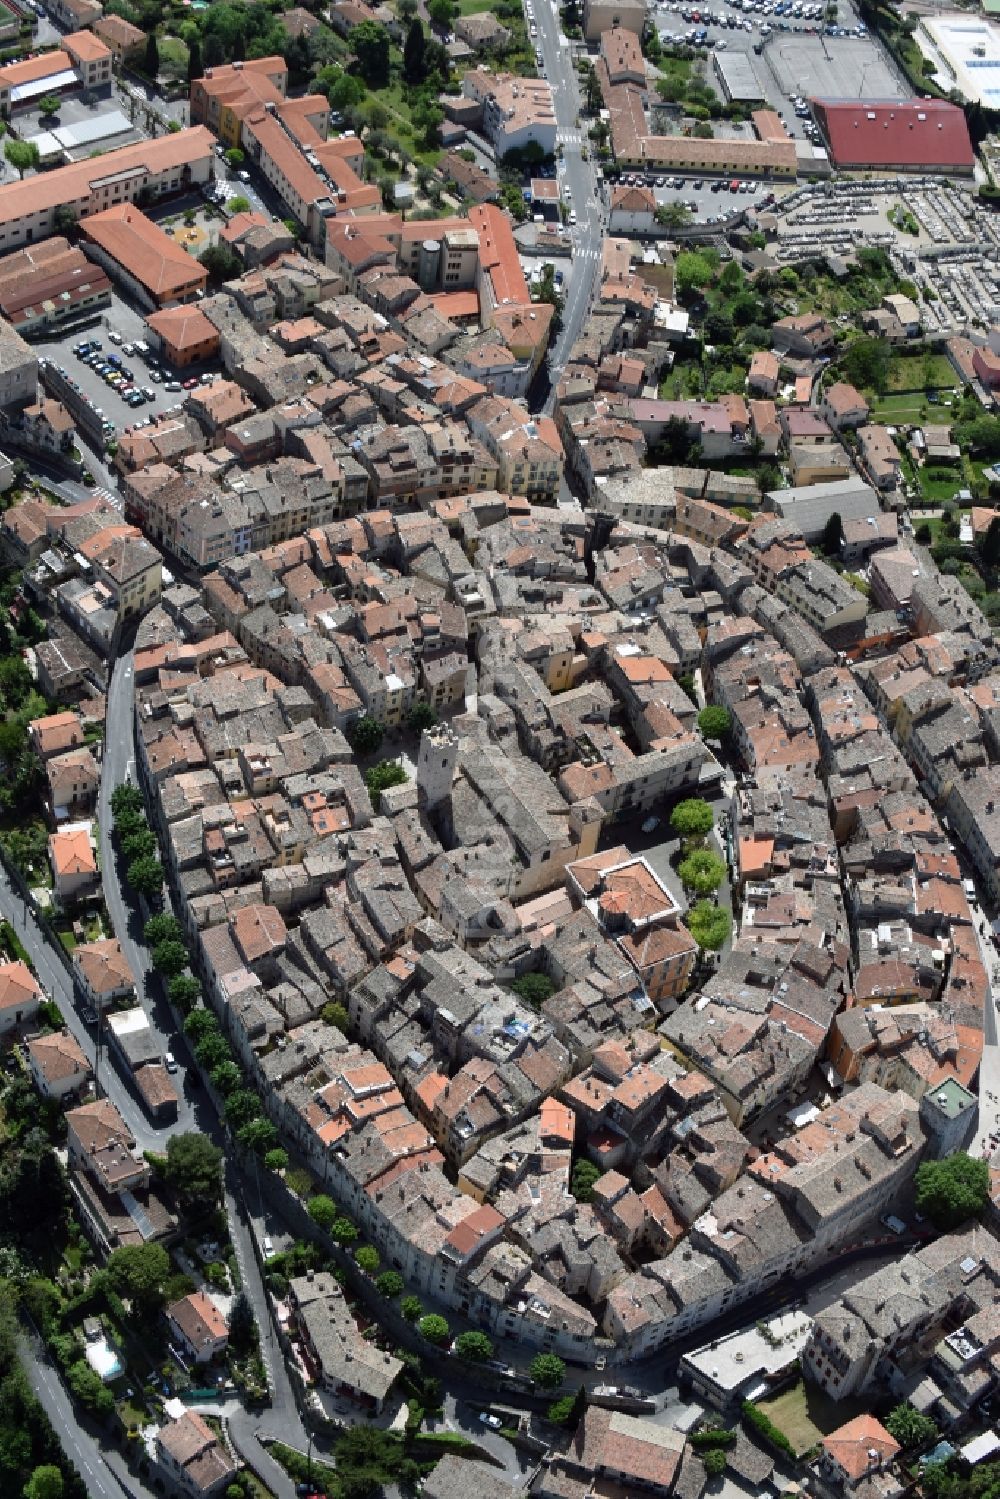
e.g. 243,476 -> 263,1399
29,709 -> 84,760
815,1415 -> 900,1496
166,1291 -> 229,1364
26,1029 -> 91,1100
81,206 -> 208,309
0,959 -> 42,1035
48,821 -> 98,902
73,938 -> 134,1010
145,305 -> 220,368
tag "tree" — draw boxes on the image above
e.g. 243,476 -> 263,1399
144,31 -> 159,78
4,140 -> 39,178
406,701 -> 438,733
211,1060 -> 241,1095
981,515 -> 1000,571
885,1403 -> 938,1451
915,521 -> 933,545
187,36 -> 202,82
674,249 -> 715,295
703,1448 -> 727,1478
403,17 -> 426,85
66,1359 -> 114,1418
225,148 -> 244,169
168,974 -> 201,1012
687,900 -> 731,951
120,827 -> 158,864
376,1271 -> 404,1298
237,1118 -> 278,1155
24,1466 -> 64,1499
364,760 -> 408,809
308,1195 -> 337,1232
547,1395 -> 576,1425
199,243 -> 242,286
570,1160 -> 602,1203
112,783 -> 144,820
348,715 -> 383,756
126,854 -> 163,899
225,1089 -> 262,1131
454,1331 -> 493,1362
184,1008 -> 219,1042
321,1001 -> 349,1031
669,798 -> 714,840
697,706 -> 731,740
151,939 -> 188,977
655,201 -> 691,230
842,335 -> 891,397
36,96 -> 61,120
264,1148 -> 288,1172
821,510 -> 845,556
914,1152 -> 990,1230
228,1290 -> 257,1357
355,1246 -> 380,1274
427,0 -> 455,26
164,1132 -> 222,1208
107,1242 -> 170,1314
530,1353 -> 565,1390
678,849 -> 726,896
332,1215 -> 358,1246
228,195 -> 251,214
195,1033 -> 230,1071
351,20 -> 390,86
511,973 -> 556,1009
418,1313 -> 450,1346
400,1295 -> 423,1321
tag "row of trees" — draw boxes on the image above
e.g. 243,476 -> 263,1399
110,782 -> 165,901
182,1008 -> 282,1160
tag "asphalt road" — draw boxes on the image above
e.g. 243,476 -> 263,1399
530,0 -> 603,411
20,1332 -> 155,1499
0,649 -> 309,1492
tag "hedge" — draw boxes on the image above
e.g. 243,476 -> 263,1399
741,1401 -> 796,1458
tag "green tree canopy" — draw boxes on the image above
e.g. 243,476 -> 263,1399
321,1001 -> 349,1031
885,1403 -> 938,1451
406,701 -> 438,733
402,17 -> 425,84
144,31 -> 158,77
511,973 -> 556,1009
669,798 -> 714,839
227,1290 -> 256,1357
24,1465 -> 64,1499
168,974 -> 201,1012
841,335 -> 891,397
183,1007 -> 218,1042
355,1245 -> 379,1274
530,1353 -> 566,1390
125,854 -> 163,899
914,1152 -> 990,1230
37,96 -> 61,119
678,849 -> 726,896
151,939 -> 188,977
400,1295 -> 423,1321
364,760 -> 408,810
351,20 -> 390,85
454,1331 -> 493,1362
821,510 -> 845,556
697,706 -> 731,740
224,1089 -> 262,1131
687,900 -> 731,951
418,1313 -> 450,1345
308,1195 -> 337,1232
674,249 -> 716,295
570,1160 -> 602,1203
199,242 -> 242,286
703,1448 -> 727,1477
107,1242 -> 170,1314
348,715 -> 384,756
4,140 -> 40,178
164,1132 -> 223,1208
376,1271 -> 404,1298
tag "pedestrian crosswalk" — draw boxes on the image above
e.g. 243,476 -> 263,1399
557,129 -> 584,146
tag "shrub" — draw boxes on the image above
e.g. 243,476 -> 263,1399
741,1401 -> 795,1458
530,1353 -> 565,1390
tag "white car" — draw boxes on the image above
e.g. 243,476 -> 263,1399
263,1235 -> 274,1258
164,1051 -> 178,1073
568,209 -> 577,224
478,1413 -> 503,1429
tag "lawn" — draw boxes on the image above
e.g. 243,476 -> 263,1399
756,1380 -> 870,1459
458,0 -> 492,11
886,352 -> 957,395
869,391 -> 930,425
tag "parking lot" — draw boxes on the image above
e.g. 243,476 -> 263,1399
35,293 -> 224,441
763,31 -> 903,103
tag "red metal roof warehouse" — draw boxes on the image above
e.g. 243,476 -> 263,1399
811,98 -> 975,173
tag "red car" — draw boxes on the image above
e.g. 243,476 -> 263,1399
183,376 -> 200,389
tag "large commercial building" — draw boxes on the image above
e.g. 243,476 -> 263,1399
462,69 -> 558,157
81,205 -> 208,308
811,98 -> 975,174
0,238 -> 110,335
0,127 -> 215,258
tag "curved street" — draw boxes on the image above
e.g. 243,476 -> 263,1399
0,647 -> 308,1496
